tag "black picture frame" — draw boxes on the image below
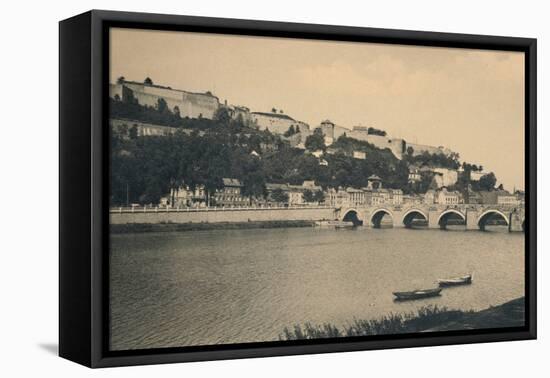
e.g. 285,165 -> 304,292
59,9 -> 537,368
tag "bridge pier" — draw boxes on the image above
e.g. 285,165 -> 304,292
428,210 -> 440,229
392,210 -> 405,228
466,209 -> 479,231
508,211 -> 524,232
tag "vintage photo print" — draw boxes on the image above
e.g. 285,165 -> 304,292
108,27 -> 525,351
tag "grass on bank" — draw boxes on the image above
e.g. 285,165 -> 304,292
280,297 -> 525,340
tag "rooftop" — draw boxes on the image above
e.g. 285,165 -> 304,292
115,80 -> 220,100
251,112 -> 296,121
222,178 -> 243,187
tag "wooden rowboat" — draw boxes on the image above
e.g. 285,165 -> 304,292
437,274 -> 472,287
392,288 -> 442,301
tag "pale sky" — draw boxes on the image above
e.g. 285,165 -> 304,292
110,28 -> 525,191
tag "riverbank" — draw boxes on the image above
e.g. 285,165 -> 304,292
280,297 -> 525,340
110,220 -> 315,234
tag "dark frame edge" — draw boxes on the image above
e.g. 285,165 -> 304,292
59,11 -> 93,367
526,38 -> 537,340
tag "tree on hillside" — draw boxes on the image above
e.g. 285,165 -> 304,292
305,129 -> 325,151
117,76 -> 125,84
271,107 -> 277,113
144,77 -> 153,85
406,146 -> 414,157
303,189 -> 315,203
313,190 -> 325,203
271,188 -> 289,204
173,106 -> 181,118
128,125 -> 138,140
478,172 -> 497,191
284,125 -> 296,137
156,98 -> 169,114
213,107 -> 232,125
368,127 -> 387,136
240,157 -> 267,203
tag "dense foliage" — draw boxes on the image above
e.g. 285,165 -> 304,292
110,99 -> 499,206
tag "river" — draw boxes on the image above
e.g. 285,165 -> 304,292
109,226 -> 524,350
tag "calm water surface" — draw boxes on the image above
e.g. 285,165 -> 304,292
110,226 -> 524,350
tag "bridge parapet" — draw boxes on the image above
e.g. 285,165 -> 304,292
338,203 -> 524,232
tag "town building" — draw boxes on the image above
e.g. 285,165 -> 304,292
408,165 -> 422,184
496,190 -> 520,206
165,184 -> 207,207
465,188 -> 483,204
346,188 -> 366,206
326,187 -> 350,207
265,180 -> 323,206
366,175 -> 383,190
214,178 -> 249,207
436,187 -> 462,205
353,151 -> 366,160
388,189 -> 404,205
514,190 -> 525,205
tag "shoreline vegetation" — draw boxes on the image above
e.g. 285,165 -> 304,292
280,297 -> 525,340
110,220 -> 315,234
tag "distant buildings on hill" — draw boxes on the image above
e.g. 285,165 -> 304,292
159,174 -> 522,210
110,78 -> 457,162
110,80 -> 221,119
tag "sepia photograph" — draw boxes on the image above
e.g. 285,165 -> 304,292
108,27 -> 526,351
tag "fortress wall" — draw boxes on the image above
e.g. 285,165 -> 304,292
121,82 -> 145,93
110,208 -> 336,225
181,92 -> 219,119
109,83 -> 220,120
251,114 -> 296,134
346,132 -> 404,159
141,85 -> 186,100
407,142 -> 452,157
333,125 -> 349,139
109,84 -> 123,99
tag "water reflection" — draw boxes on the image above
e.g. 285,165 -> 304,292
110,227 -> 524,350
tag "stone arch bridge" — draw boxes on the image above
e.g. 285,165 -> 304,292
336,204 -> 525,232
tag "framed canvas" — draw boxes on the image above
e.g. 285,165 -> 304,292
59,10 -> 537,368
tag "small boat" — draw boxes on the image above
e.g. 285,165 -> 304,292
437,274 -> 472,287
392,288 -> 442,301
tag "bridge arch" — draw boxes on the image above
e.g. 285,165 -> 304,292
437,209 -> 466,229
370,208 -> 394,228
477,209 -> 509,231
342,208 -> 363,226
402,209 -> 428,228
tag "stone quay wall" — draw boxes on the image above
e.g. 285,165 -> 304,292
110,207 -> 337,225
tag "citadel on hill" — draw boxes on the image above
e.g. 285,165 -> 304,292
109,77 -> 523,209
110,78 -> 453,160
